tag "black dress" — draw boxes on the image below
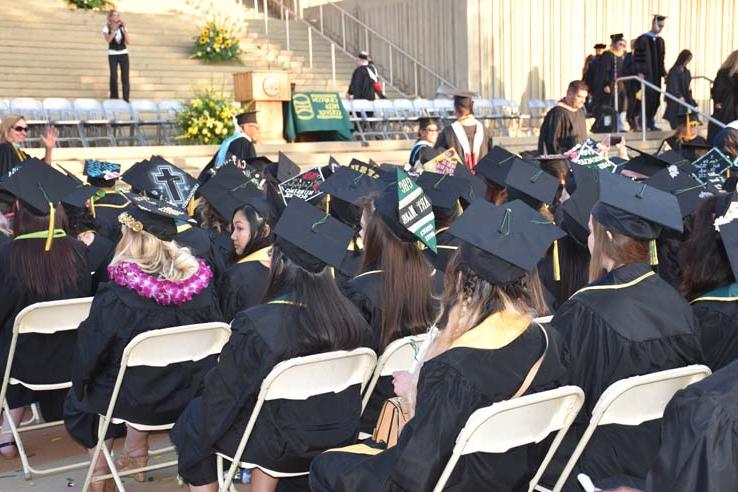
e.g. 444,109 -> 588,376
91,190 -> 132,243
64,273 -> 223,449
309,314 -> 567,491
171,301 -> 373,486
0,142 -> 28,177
0,240 -> 91,417
663,66 -> 697,129
545,262 -> 703,489
345,268 -> 444,433
690,284 -> 738,371
641,359 -> 738,492
537,104 -> 588,154
218,246 -> 271,322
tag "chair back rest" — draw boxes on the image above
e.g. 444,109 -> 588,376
412,98 -> 433,115
10,98 -> 46,119
456,386 -> 584,456
13,297 -> 94,335
392,99 -> 413,112
0,99 -> 9,114
121,322 -> 231,368
340,99 -> 351,113
102,99 -> 135,120
130,99 -> 160,118
158,100 -> 183,118
261,348 -> 376,401
376,334 -> 427,377
593,365 -> 712,427
73,98 -> 106,119
473,98 -> 493,116
432,98 -> 454,115
43,98 -> 77,120
350,99 -> 375,114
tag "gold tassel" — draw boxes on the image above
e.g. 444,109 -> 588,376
553,239 -> 561,282
329,266 -> 335,279
88,197 -> 96,219
649,239 -> 659,266
187,197 -> 197,217
45,203 -> 55,252
325,194 -> 331,214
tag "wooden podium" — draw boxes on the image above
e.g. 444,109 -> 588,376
233,71 -> 290,144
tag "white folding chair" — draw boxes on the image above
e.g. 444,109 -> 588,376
9,98 -> 48,147
472,98 -> 495,125
0,297 -> 94,480
74,99 -> 115,147
217,348 -> 377,492
158,99 -> 183,145
42,98 -> 84,147
350,99 -> 384,141
130,100 -> 166,145
373,99 -> 409,140
102,99 -> 143,146
412,98 -> 434,117
550,365 -> 712,492
433,386 -> 585,492
0,99 -> 10,116
82,322 -> 231,492
432,98 -> 455,124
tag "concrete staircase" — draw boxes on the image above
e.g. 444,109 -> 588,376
0,0 -> 375,100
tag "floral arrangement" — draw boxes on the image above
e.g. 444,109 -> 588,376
67,0 -> 114,10
108,259 -> 213,306
193,20 -> 242,62
174,88 -> 241,144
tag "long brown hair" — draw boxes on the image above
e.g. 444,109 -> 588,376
9,201 -> 86,298
720,50 -> 738,78
361,208 -> 436,351
588,218 -> 649,282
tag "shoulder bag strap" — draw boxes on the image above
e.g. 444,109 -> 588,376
511,323 -> 549,399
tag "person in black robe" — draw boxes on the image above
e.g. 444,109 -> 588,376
622,39 -> 642,131
679,194 -> 738,371
310,199 -> 567,492
538,80 -> 589,154
634,15 -> 667,131
543,171 -> 704,490
708,53 -> 738,143
171,199 -> 373,491
0,115 -> 57,177
346,184 -> 442,432
408,118 -> 441,165
347,51 -> 379,101
219,197 -> 278,322
592,35 -> 628,132
63,195 -> 223,490
0,162 -> 91,458
434,92 -> 493,172
660,112 -> 710,162
663,50 -> 698,129
198,111 -> 259,184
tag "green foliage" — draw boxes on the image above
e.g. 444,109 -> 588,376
193,20 -> 241,63
67,0 -> 114,10
175,88 -> 241,145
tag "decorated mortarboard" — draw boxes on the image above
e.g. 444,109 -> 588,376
646,164 -> 719,217
690,147 -> 733,190
447,199 -> 565,284
276,152 -> 303,182
122,156 -> 198,209
319,156 -> 343,180
374,168 -> 437,252
714,193 -> 738,280
571,141 -> 616,171
84,160 -> 121,180
415,171 -> 467,210
504,158 -> 560,206
198,163 -> 267,220
348,158 -> 383,179
423,147 -> 462,175
476,146 -> 518,186
319,166 -> 387,205
273,198 -> 354,272
120,193 -> 190,241
278,167 -> 326,206
593,171 -> 683,264
620,146 -> 672,177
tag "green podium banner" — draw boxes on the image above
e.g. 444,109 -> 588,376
284,92 -> 353,142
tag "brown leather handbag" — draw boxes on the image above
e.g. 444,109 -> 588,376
371,396 -> 410,448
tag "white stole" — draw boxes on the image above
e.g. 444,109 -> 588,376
451,119 -> 484,169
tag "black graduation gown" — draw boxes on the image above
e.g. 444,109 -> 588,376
709,68 -> 738,142
91,191 -> 131,243
345,268 -> 444,433
171,302 -> 373,485
433,121 -> 493,169
85,233 -> 116,292
642,359 -> 738,492
336,242 -> 364,295
348,66 -> 377,101
175,224 -> 229,288
423,228 -> 458,274
64,280 -> 223,447
634,34 -> 666,120
537,105 -> 588,154
0,240 -> 91,399
546,262 -> 703,489
595,50 -> 626,113
664,66 -> 697,129
690,284 -> 738,371
0,142 -> 28,178
218,246 -> 271,322
309,314 -> 568,492
662,135 -> 709,162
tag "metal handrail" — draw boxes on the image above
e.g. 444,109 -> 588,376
692,75 -> 714,84
614,75 -> 726,142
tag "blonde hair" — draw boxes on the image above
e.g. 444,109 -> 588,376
1,114 -> 24,142
112,227 -> 199,281
720,50 -> 738,78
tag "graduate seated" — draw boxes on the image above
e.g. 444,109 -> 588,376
545,172 -> 704,489
83,160 -> 131,244
660,112 -> 710,162
679,193 -> 738,371
170,199 -> 372,492
309,199 -> 566,492
0,161 -> 92,459
63,195 -> 223,491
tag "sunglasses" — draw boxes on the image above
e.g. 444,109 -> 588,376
12,126 -> 28,133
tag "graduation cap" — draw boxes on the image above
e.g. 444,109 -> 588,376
348,158 -> 383,179
447,199 -> 565,284
449,89 -> 477,107
476,146 -> 518,186
621,146 -> 672,177
593,171 -> 683,264
646,165 -> 719,217
610,33 -> 625,42
319,156 -> 343,180
681,139 -> 713,159
198,163 -> 266,220
120,193 -> 190,241
653,14 -> 667,21
374,168 -> 437,252
246,155 -> 276,172
278,167 -> 325,206
594,43 -> 607,50
415,171 -> 467,211
235,111 -> 258,126
84,160 -> 121,180
714,193 -> 738,280
658,150 -> 690,167
451,162 -> 487,204
273,198 -> 354,272
505,158 -> 560,206
122,156 -> 197,209
356,50 -> 370,60
0,159 -> 78,251
61,183 -> 99,210
562,166 -> 600,245
319,166 -> 387,206
276,152 -> 302,182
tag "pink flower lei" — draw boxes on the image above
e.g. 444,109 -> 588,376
108,258 -> 213,306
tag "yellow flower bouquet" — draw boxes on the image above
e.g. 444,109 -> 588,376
175,88 -> 240,144
193,20 -> 241,62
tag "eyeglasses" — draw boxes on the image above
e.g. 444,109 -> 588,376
12,126 -> 28,133
424,127 -> 440,133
